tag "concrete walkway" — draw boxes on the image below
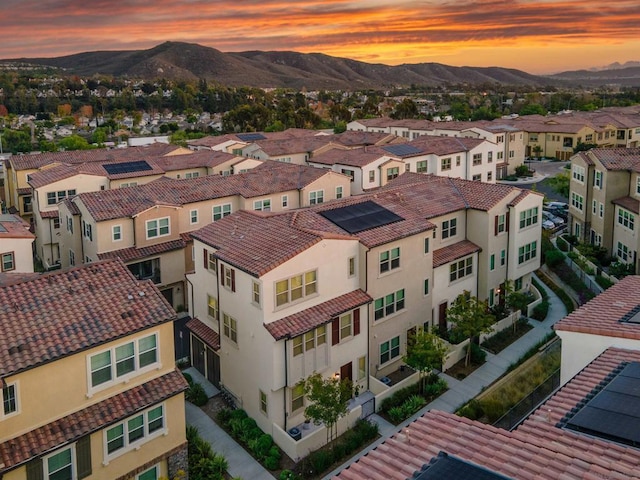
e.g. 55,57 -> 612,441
186,272 -> 569,480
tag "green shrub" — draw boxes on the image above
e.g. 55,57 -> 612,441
595,275 -> 614,289
480,398 -> 505,423
380,383 -> 420,412
216,407 -> 232,427
186,382 -> 208,406
423,378 -> 448,397
515,165 -> 529,177
556,236 -> 568,251
388,406 -> 406,424
545,249 -> 565,268
354,418 -> 379,441
182,372 -> 193,386
249,434 -> 273,459
457,399 -> 484,420
280,470 -> 301,480
531,300 -> 549,321
470,342 -> 486,364
264,454 -> 281,470
308,449 -> 334,473
229,409 -> 248,421
609,261 -> 635,278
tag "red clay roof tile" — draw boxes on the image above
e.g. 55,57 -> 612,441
186,317 -> 220,350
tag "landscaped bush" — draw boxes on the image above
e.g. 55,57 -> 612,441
379,375 -> 447,424
575,243 -> 608,265
387,395 -> 427,424
186,382 -> 209,406
457,399 -> 484,421
481,318 -> 531,352
556,236 -> 569,252
187,425 -> 228,480
595,275 -> 614,289
531,300 -> 549,321
470,342 -> 487,364
515,165 -> 529,177
609,261 -> 635,279
545,249 -> 565,268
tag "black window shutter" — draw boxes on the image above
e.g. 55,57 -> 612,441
231,269 -> 236,292
331,318 -> 340,345
203,248 -> 208,269
220,264 -> 225,284
76,435 -> 92,479
505,214 -> 510,232
494,215 -> 498,236
26,458 -> 44,480
353,308 -> 360,336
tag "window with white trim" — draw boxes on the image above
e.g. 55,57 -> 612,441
518,241 -> 537,264
637,177 -> 640,195
618,209 -> 635,231
82,221 -> 93,241
519,207 -> 538,228
423,278 -> 429,295
112,225 -> 122,242
282,195 -> 289,208
223,313 -> 237,343
380,336 -> 400,365
571,193 -> 583,212
339,312 -> 353,340
572,165 -> 585,182
599,202 -> 604,218
490,254 -> 495,271
47,189 -> 76,205
424,237 -> 430,254
594,170 -> 602,189
592,200 -> 597,215
348,256 -> 356,277
259,390 -> 268,415
386,167 -> 399,181
185,171 -> 200,179
368,170 -> 375,182
441,157 -> 452,171
2,382 -> 18,417
309,190 -> 324,205
379,247 -> 400,273
137,465 -> 160,480
496,214 -> 506,234
254,199 -> 271,211
291,383 -> 304,411
69,249 -> 75,267
617,242 -> 630,262
213,203 -> 231,221
442,218 -> 457,239
44,446 -> 75,480
275,270 -> 317,307
336,185 -> 343,199
450,257 -> 473,282
417,160 -> 427,173
374,289 -> 405,320
146,218 -> 169,239
1,252 -> 15,272
358,356 -> 366,380
252,281 -> 261,305
292,325 -> 326,357
105,404 -> 165,459
190,209 -> 198,224
500,249 -> 506,266
207,294 -> 218,319
342,169 -> 355,182
120,182 -> 137,188
88,333 -> 158,389
472,153 -> 482,166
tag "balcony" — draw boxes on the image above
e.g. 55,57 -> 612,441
127,259 -> 161,284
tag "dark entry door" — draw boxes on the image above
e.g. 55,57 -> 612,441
206,347 -> 220,387
192,337 -> 205,374
340,362 -> 353,384
438,302 -> 448,332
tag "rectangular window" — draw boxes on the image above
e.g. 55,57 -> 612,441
67,216 -> 74,233
594,170 -> 603,189
146,217 -> 169,239
336,186 -> 343,199
309,190 -> 324,205
190,209 -> 198,224
260,390 -> 268,415
488,151 -> 493,163
450,256 -> 473,282
1,252 -> 15,272
519,207 -> 539,228
112,225 -> 122,242
358,356 -> 366,380
599,202 -> 604,218
282,195 -> 289,208
488,288 -> 495,307
472,174 -> 481,181
379,247 -> 400,273
120,182 -> 137,188
207,294 -> 218,319
223,313 -> 238,344
348,256 -> 356,277
497,151 -> 504,160
472,153 -> 482,166
380,336 -> 400,365
45,447 -> 73,480
417,160 -> 427,173
105,405 -> 165,458
441,157 -> 452,171
252,281 -> 261,305
423,278 -> 429,295
340,312 -> 353,340
424,237 -> 430,254
368,170 -> 375,182
185,171 -> 200,179
275,270 -> 317,306
82,221 -> 93,241
222,266 -> 235,291
618,209 -> 635,231
47,189 -> 76,205
490,254 -> 495,271
213,203 -> 232,221
617,242 -> 630,262
637,177 -> 640,195
293,336 -> 303,356
592,200 -> 597,215
69,250 -> 75,266
342,169 -> 355,182
386,167 -> 399,181
374,289 -> 405,320
496,214 -> 506,234
500,249 -> 506,266
518,241 -> 538,264
571,193 -> 584,212
2,382 -> 17,416
138,465 -> 159,480
456,156 -> 461,166
572,165 -> 585,182
442,218 -> 457,239
254,199 -> 271,211
291,384 -> 304,412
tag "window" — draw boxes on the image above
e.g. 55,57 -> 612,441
417,160 -> 427,173
291,384 -> 304,411
105,405 -> 165,458
368,170 -> 375,182
441,157 -> 452,171
282,195 -> 289,208
518,241 -> 538,264
213,203 -> 232,221
138,465 -> 159,480
487,171 -> 493,181
617,241 -> 630,262
374,289 -> 405,320
509,150 -> 515,158
424,237 -> 430,254
69,249 -> 75,267
379,247 -> 400,273
47,189 -> 76,205
500,249 -> 506,266
120,182 -> 137,188
336,186 -> 343,199
519,207 -> 539,228
594,170 -> 603,189
45,446 -> 74,480
456,156 -> 461,166
592,200 -> 597,215
497,151 -> 504,160
185,171 -> 200,179
223,313 -> 238,344
423,278 -> 429,295
490,254 -> 495,271
572,165 -> 585,182
112,225 -> 122,242
442,218 -> 457,239
53,217 -> 61,229
386,167 -> 399,181
637,177 -> 640,195
1,252 -> 15,272
348,256 -> 356,277
358,356 -> 366,380
146,218 -> 169,239
252,281 -> 261,305
259,391 -> 268,415
488,288 -> 495,307
66,216 -> 74,233
618,209 -> 635,231
571,192 -> 584,212
275,270 -> 317,306
405,163 -> 411,172
472,153 -> 482,166
254,199 -> 271,211
222,266 -> 235,291
599,202 -> 604,218
309,190 -> 324,205
563,137 -> 574,148
380,336 -> 400,364
190,209 -> 198,224
342,169 -> 355,182
2,382 -> 17,416
450,257 -> 473,282
472,174 -> 481,181
495,214 -> 506,234
82,221 -> 93,241
89,334 -> 158,389
207,295 -> 218,319
292,325 -> 326,356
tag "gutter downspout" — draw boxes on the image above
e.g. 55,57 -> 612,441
365,248 -> 370,392
284,338 -> 289,432
49,214 -> 54,268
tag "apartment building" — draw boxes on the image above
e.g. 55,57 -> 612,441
185,173 -> 541,456
0,259 -> 188,480
57,162 -> 352,309
568,148 -> 640,272
0,213 -> 35,275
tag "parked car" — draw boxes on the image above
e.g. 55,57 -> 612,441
545,201 -> 568,210
542,210 -> 565,227
542,219 -> 556,230
543,202 -> 568,220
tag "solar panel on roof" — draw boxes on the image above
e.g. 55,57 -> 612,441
565,362 -> 640,447
412,452 -> 514,480
103,161 -> 153,175
236,133 -> 267,142
620,304 -> 640,324
383,144 -> 424,157
319,200 -> 403,234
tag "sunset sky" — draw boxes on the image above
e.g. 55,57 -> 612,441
2,0 -> 639,74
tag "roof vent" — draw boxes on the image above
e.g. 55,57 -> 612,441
138,291 -> 146,297
127,294 -> 134,300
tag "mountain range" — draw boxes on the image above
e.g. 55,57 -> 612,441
3,42 -> 639,89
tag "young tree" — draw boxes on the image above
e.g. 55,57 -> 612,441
546,170 -> 570,198
504,280 -> 532,331
403,328 -> 447,394
300,372 -> 352,444
447,292 -> 495,366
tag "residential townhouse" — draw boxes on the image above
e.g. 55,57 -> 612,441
56,162 -> 352,309
187,128 -> 329,154
334,346 -> 640,480
309,136 -> 498,194
28,150 -> 246,269
569,148 -> 640,272
185,173 -> 541,458
3,142 -> 189,218
0,259 -> 188,480
0,213 -> 35,275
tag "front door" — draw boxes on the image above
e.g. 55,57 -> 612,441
192,336 -> 205,375
206,346 -> 221,387
340,362 -> 353,385
438,302 -> 448,332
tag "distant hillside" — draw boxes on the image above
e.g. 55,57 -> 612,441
549,65 -> 640,87
2,41 -> 554,90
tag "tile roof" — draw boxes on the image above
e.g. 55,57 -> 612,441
75,162 -> 332,221
613,196 -> 640,214
433,240 -> 482,268
97,238 -> 187,263
17,187 -> 31,195
408,136 -> 485,155
335,347 -> 640,480
0,259 -> 176,377
310,146 -> 387,167
554,275 -> 640,340
39,210 -> 59,219
0,370 -> 187,473
334,130 -> 405,147
0,214 -> 34,239
264,290 -> 372,340
186,317 -> 220,350
586,148 -> 640,172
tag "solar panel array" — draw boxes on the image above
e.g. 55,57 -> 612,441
383,144 -> 424,157
319,200 -> 403,234
566,362 -> 640,447
620,304 -> 640,324
103,161 -> 153,175
236,133 -> 267,142
412,452 -> 513,480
